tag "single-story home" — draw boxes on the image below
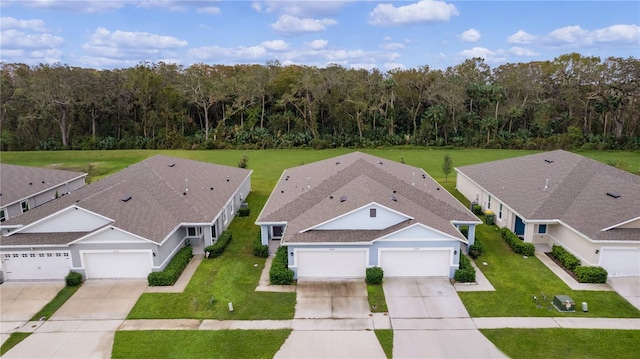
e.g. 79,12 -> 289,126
256,152 -> 480,279
0,155 -> 251,281
456,150 -> 640,277
1,164 -> 87,223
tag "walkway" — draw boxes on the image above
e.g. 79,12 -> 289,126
145,254 -> 204,293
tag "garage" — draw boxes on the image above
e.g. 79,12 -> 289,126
83,250 -> 152,279
379,248 -> 451,277
296,249 -> 367,278
2,251 -> 71,280
600,248 -> 640,277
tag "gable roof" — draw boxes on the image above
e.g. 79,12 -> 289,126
0,163 -> 87,208
257,152 -> 478,243
456,150 -> 640,241
1,155 -> 251,246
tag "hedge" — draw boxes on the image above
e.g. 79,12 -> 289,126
237,207 -> 250,217
366,267 -> 384,285
205,230 -> 233,259
253,233 -> 269,258
269,246 -> 294,285
65,271 -> 83,286
574,266 -> 608,283
468,238 -> 485,259
500,228 -> 535,256
551,244 -> 581,271
454,254 -> 476,283
148,246 -> 193,286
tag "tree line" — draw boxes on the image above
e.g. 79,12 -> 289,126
1,52 -> 638,152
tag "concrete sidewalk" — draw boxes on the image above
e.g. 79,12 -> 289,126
454,258 -> 496,292
255,256 -> 296,292
535,251 -> 612,291
473,317 -> 640,330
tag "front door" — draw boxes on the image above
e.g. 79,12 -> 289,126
514,216 -> 525,236
272,225 -> 283,239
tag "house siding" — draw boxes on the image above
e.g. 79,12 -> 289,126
315,205 -> 407,230
547,224 -> 599,266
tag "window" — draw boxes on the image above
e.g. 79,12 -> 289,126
55,253 -> 62,257
46,253 -> 52,257
272,226 -> 284,238
487,195 -> 492,209
498,204 -> 503,220
21,201 -> 29,213
538,224 -> 547,234
369,208 -> 377,217
63,253 -> 69,257
211,224 -> 217,238
12,254 -> 19,258
39,253 -> 45,257
30,253 -> 36,257
230,200 -> 234,214
187,227 -> 197,237
22,253 -> 28,258
4,254 -> 10,259
222,208 -> 228,224
0,209 -> 5,222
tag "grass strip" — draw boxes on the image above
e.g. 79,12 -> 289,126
30,285 -> 80,321
375,329 -> 394,359
0,333 -> 31,356
367,284 -> 389,313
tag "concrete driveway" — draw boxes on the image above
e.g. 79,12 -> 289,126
4,279 -> 147,359
275,279 -> 386,359
0,281 -> 65,346
608,277 -> 640,311
384,277 -> 507,359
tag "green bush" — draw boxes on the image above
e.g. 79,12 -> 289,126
468,238 -> 485,259
148,246 -> 193,286
237,207 -> 250,217
575,266 -> 608,283
269,246 -> 294,285
365,267 -> 384,285
253,233 -> 269,258
472,204 -> 483,215
454,254 -> 476,283
552,244 -> 581,271
500,228 -> 535,256
205,231 -> 233,259
65,271 -> 83,286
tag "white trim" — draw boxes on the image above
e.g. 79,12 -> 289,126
601,216 -> 640,231
378,247 -> 457,269
79,249 -> 153,278
373,222 -> 468,244
69,225 -> 157,245
255,169 -> 289,225
7,205 -> 114,236
156,239 -> 189,269
284,241 -> 371,246
292,247 -> 369,269
0,174 -> 87,209
300,202 -> 413,233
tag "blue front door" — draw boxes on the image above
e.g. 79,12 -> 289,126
514,216 -> 525,236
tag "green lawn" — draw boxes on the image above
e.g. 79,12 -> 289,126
458,224 -> 640,318
367,284 -> 389,313
30,285 -> 80,321
0,333 -> 31,357
128,192 -> 296,320
112,330 -> 291,359
481,328 -> 640,359
375,329 -> 394,359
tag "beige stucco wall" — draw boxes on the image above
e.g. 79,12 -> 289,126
547,224 -> 599,266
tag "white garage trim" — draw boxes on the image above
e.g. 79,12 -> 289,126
1,250 -> 71,280
599,247 -> 640,277
378,248 -> 453,277
294,248 -> 368,278
81,250 -> 152,279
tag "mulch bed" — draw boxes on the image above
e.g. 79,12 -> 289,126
544,252 -> 581,282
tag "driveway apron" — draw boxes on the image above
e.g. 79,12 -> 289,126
384,277 -> 507,359
3,279 -> 147,359
274,280 -> 386,359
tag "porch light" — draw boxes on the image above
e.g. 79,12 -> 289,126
595,249 -> 599,254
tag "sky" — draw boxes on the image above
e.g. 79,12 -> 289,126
1,0 -> 639,71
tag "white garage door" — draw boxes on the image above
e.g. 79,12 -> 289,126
2,251 -> 71,280
83,251 -> 152,279
296,249 -> 367,278
379,249 -> 451,277
600,248 -> 640,277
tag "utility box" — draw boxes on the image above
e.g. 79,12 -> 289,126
582,302 -> 588,312
553,295 -> 575,312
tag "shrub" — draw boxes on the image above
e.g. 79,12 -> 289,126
472,204 -> 483,215
65,271 -> 82,286
238,154 -> 248,168
270,246 -> 294,285
575,266 -> 608,283
454,254 -> 476,283
468,238 -> 485,259
253,233 -> 269,258
205,230 -> 233,259
148,246 -> 193,286
237,207 -> 250,217
501,228 -> 535,256
366,267 -> 384,285
552,244 -> 581,271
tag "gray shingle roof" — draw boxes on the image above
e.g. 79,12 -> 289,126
0,164 -> 87,207
257,152 -> 478,243
456,150 -> 640,241
2,155 -> 251,245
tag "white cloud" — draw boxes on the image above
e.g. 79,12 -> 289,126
4,0 -> 125,13
271,14 -> 337,35
0,29 -> 64,49
251,2 -> 263,13
188,45 -> 268,61
257,1 -> 350,17
0,17 -> 47,32
509,47 -> 539,57
458,47 -> 507,63
460,28 -> 480,43
82,27 -> 187,59
369,0 -> 458,26
0,47 -> 62,65
590,24 -> 639,44
384,62 -> 405,71
306,39 -> 328,50
507,30 -> 536,44
261,39 -> 289,51
546,25 -> 588,44
380,42 -> 405,50
197,7 -> 221,15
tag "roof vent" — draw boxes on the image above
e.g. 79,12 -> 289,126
29,182 -> 33,185
336,161 -> 340,165
606,192 -> 621,198
544,159 -> 554,163
340,196 -> 347,202
168,163 -> 175,167
390,195 -> 397,202
329,195 -> 334,199
378,161 -> 383,164
121,196 -> 132,202
226,176 -> 230,182
42,181 -> 46,184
